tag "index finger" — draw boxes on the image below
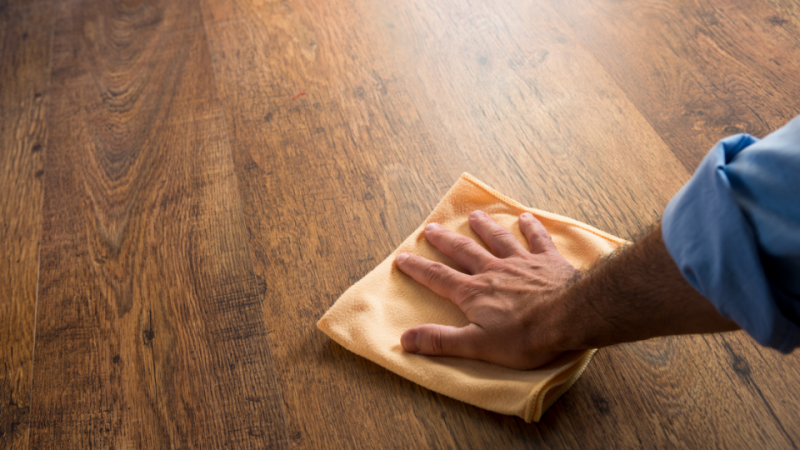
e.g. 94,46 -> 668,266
395,253 -> 471,303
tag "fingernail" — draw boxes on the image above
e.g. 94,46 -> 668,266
521,212 -> 533,220
403,331 -> 420,353
425,223 -> 439,232
396,253 -> 409,263
470,210 -> 485,219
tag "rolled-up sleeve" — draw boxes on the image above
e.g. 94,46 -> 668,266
662,115 -> 800,352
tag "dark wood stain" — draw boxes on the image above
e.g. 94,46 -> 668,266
0,0 -> 52,447
1,0 -> 799,447
24,0 -> 288,447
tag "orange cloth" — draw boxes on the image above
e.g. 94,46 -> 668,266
317,174 -> 627,422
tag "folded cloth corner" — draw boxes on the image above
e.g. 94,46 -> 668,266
317,173 -> 626,422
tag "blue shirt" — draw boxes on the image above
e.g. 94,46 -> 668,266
663,115 -> 800,352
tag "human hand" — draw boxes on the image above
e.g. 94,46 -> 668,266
395,210 -> 581,370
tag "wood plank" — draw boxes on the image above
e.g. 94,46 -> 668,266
550,0 -> 800,171
202,2 -> 470,447
0,1 -> 53,448
28,0 -> 288,447
199,0 -> 796,447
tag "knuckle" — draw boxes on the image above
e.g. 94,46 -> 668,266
430,328 -> 445,354
454,279 -> 489,302
490,227 -> 511,240
451,236 -> 474,254
482,259 -> 506,273
483,276 -> 501,295
425,262 -> 448,283
491,228 -> 519,248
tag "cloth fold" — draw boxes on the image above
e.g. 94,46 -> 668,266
317,173 -> 626,422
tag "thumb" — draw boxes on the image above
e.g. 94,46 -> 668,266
401,324 -> 482,358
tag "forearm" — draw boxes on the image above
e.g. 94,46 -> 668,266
555,223 -> 739,350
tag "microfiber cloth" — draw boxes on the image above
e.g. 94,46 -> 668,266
317,173 -> 627,422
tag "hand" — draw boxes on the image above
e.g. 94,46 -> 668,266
395,210 -> 581,370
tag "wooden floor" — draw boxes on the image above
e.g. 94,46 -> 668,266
2,0 -> 800,447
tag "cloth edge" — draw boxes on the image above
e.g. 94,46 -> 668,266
524,349 -> 598,422
460,173 -> 630,246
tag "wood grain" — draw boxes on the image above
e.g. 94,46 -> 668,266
198,0 -> 800,448
549,0 -> 800,171
0,1 -> 52,448
27,0 -> 287,447
365,0 -> 688,238
4,0 -> 800,447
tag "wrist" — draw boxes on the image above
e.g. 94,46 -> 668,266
549,267 -> 633,351
541,271 -> 594,352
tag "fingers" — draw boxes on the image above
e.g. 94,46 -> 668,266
401,323 -> 482,358
469,211 -> 525,258
423,223 -> 493,274
396,253 -> 472,301
519,212 -> 556,254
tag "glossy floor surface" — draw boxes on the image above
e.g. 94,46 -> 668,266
2,0 -> 800,447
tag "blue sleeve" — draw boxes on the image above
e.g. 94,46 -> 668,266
662,115 -> 800,352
